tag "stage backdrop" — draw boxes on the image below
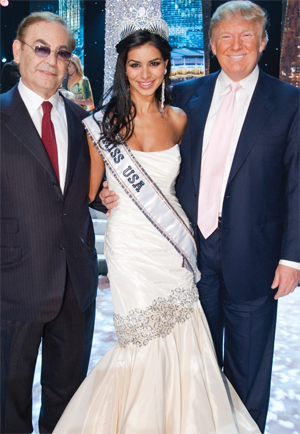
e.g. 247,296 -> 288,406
1,0 -> 299,101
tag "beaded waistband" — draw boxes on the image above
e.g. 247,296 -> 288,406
114,285 -> 199,347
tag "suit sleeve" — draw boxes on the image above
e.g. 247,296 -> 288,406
89,179 -> 108,214
280,103 -> 300,263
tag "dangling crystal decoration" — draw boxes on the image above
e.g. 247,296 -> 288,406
159,68 -> 167,115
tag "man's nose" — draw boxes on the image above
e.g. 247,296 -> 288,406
45,51 -> 58,66
231,35 -> 243,50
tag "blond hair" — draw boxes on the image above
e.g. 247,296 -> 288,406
209,0 -> 269,44
69,54 -> 84,78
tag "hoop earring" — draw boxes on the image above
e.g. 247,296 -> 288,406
159,68 -> 167,115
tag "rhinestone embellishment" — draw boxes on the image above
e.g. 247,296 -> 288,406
114,285 -> 199,347
119,5 -> 169,42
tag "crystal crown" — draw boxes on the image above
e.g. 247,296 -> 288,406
119,5 -> 169,41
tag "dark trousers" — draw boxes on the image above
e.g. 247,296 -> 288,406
197,227 -> 277,433
1,271 -> 96,434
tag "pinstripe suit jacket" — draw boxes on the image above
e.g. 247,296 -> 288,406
1,86 -> 98,322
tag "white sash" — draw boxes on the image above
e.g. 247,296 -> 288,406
84,112 -> 200,283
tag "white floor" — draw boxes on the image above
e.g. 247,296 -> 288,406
32,280 -> 300,434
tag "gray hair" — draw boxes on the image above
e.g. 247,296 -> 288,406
16,11 -> 75,52
209,1 -> 269,45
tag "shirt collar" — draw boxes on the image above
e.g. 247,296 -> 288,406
217,66 -> 259,96
18,79 -> 63,118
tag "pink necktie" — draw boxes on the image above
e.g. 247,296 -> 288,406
41,101 -> 60,181
197,82 -> 242,238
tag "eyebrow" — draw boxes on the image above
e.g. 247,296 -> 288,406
34,39 -> 70,50
219,28 -> 255,34
127,57 -> 162,63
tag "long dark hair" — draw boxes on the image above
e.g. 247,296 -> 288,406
97,30 -> 172,146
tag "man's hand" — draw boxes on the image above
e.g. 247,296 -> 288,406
99,181 -> 119,216
271,264 -> 300,300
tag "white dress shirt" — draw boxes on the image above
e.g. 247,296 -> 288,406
201,66 -> 300,271
18,79 -> 68,192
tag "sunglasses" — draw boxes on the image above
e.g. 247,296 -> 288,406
20,41 -> 72,62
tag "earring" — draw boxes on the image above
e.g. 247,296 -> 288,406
159,69 -> 167,115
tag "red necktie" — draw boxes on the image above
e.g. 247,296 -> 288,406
41,101 -> 60,181
197,82 -> 242,238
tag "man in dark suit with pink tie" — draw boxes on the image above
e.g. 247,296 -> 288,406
1,12 -> 104,433
101,1 -> 299,432
173,1 -> 300,432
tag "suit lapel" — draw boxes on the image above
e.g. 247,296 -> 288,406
183,73 -> 218,193
63,97 -> 84,194
227,70 -> 275,187
4,88 -> 59,181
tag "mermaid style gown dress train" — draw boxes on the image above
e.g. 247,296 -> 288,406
53,114 -> 260,434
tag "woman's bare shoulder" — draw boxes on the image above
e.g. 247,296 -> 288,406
167,105 -> 187,122
166,105 -> 187,142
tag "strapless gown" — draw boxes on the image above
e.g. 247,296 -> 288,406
53,144 -> 260,433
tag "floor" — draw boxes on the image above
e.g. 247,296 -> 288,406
32,279 -> 300,434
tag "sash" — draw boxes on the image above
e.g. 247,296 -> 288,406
84,112 -> 200,283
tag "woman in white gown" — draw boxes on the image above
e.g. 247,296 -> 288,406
53,10 -> 260,434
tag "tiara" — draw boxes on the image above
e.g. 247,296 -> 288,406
119,5 -> 169,42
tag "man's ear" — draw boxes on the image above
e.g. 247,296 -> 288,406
12,40 -> 22,64
258,38 -> 266,53
210,40 -> 217,56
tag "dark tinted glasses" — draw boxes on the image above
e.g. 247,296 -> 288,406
20,41 -> 72,62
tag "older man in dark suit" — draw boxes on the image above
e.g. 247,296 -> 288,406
172,1 -> 299,432
1,12 -> 103,433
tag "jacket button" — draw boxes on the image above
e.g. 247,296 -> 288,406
52,181 -> 59,187
59,243 -> 66,250
61,213 -> 67,217
225,195 -> 230,199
